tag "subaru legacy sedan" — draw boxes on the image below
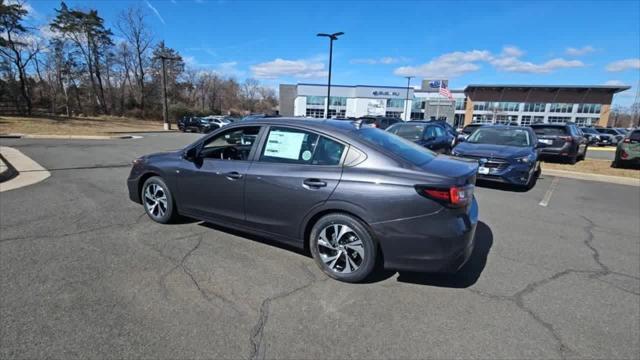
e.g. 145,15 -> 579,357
127,118 -> 479,282
452,126 -> 541,189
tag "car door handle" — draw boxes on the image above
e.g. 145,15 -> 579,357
224,171 -> 243,180
303,179 -> 327,188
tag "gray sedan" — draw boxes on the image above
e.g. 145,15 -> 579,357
127,118 -> 479,282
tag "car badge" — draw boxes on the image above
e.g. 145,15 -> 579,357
479,158 -> 488,165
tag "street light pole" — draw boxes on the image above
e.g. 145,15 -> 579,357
158,54 -> 180,130
404,76 -> 413,121
317,32 -> 344,119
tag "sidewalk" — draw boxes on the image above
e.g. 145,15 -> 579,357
0,146 -> 50,192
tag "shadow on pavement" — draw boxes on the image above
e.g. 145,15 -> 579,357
395,221 -> 493,288
475,179 -> 532,192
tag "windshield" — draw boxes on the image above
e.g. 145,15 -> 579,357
355,127 -> 436,166
581,127 -> 598,134
462,125 -> 482,135
597,128 -> 617,135
467,128 -> 532,147
387,123 -> 426,141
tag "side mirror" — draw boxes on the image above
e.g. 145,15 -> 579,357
183,147 -> 199,162
457,136 -> 466,143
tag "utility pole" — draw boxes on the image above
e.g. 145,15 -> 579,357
158,54 -> 180,130
317,32 -> 344,118
404,76 -> 413,121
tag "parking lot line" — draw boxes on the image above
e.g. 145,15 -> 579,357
539,177 -> 560,207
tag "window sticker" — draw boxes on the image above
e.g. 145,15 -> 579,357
264,130 -> 306,160
301,150 -> 312,161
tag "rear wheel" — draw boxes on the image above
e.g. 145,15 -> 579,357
568,154 -> 577,165
142,176 -> 177,224
309,213 -> 377,283
578,145 -> 588,161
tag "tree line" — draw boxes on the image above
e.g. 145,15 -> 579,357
0,0 -> 278,120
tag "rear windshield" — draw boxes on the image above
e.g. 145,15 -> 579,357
630,130 -> 640,141
387,123 -> 426,141
354,127 -> 436,166
581,127 -> 599,134
532,126 -> 568,136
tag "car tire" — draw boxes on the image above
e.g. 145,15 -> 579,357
141,176 -> 177,224
309,213 -> 377,283
578,145 -> 588,161
568,154 -> 577,165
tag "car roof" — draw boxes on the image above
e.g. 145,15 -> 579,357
530,123 -> 570,127
239,117 -> 361,132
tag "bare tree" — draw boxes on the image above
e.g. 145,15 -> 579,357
117,6 -> 152,117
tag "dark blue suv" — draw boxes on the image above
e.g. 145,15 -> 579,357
451,125 -> 542,189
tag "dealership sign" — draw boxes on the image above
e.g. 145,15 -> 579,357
372,90 -> 400,97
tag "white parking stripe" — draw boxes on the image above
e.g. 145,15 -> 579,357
0,146 -> 50,192
539,176 -> 560,207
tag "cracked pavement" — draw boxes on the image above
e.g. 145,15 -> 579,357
1,134 -> 638,359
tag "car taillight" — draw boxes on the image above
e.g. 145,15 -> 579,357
416,184 -> 474,208
621,150 -> 628,159
623,138 -> 631,143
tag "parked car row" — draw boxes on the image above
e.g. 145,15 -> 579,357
177,115 -> 239,133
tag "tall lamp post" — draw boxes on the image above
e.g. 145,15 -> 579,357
158,54 -> 180,130
317,32 -> 344,118
404,76 -> 413,121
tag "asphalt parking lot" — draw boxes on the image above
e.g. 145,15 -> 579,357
1,133 -> 638,359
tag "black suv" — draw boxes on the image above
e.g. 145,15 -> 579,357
530,123 -> 588,164
357,116 -> 402,130
177,117 -> 222,133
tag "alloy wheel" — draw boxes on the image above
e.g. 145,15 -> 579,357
144,183 -> 168,218
317,224 -> 365,274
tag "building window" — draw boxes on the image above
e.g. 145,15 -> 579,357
523,103 -> 546,112
306,96 -> 325,106
412,99 -> 424,110
327,109 -> 346,118
494,102 -> 520,112
472,114 -> 493,124
455,98 -> 466,110
577,103 -> 601,114
329,97 -> 347,106
410,112 -> 424,120
575,117 -> 598,126
548,116 -> 571,124
549,103 -> 574,113
306,108 -> 324,118
385,111 -> 402,118
496,115 -> 518,124
533,116 -> 544,124
473,102 -> 488,111
386,99 -> 405,108
521,115 -> 532,126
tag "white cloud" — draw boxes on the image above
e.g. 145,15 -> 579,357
250,58 -> 327,79
395,46 -> 586,77
350,57 -> 409,65
394,50 -> 491,78
6,0 -> 39,19
145,0 -> 165,25
604,80 -> 627,86
606,58 -> 640,72
490,57 -> 584,73
565,46 -> 595,56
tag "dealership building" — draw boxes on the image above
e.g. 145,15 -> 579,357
279,80 -> 630,127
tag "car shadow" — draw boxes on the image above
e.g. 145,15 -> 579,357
475,179 -> 531,192
394,221 -> 493,288
198,222 -> 308,257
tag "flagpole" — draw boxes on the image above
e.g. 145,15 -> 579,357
436,81 -> 441,120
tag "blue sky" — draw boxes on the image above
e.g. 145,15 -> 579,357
26,0 -> 640,105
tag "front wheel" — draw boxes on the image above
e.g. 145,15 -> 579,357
142,176 -> 177,224
309,213 -> 377,283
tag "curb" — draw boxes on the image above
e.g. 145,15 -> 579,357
543,168 -> 640,187
0,133 -> 139,140
0,153 -> 19,183
0,146 -> 51,192
587,147 -> 616,152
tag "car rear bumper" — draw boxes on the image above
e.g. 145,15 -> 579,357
372,198 -> 478,273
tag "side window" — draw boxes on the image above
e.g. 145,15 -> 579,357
434,126 -> 445,137
424,126 -> 438,139
260,127 -> 345,166
201,126 -> 260,161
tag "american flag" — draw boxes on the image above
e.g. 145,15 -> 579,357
439,82 -> 453,99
